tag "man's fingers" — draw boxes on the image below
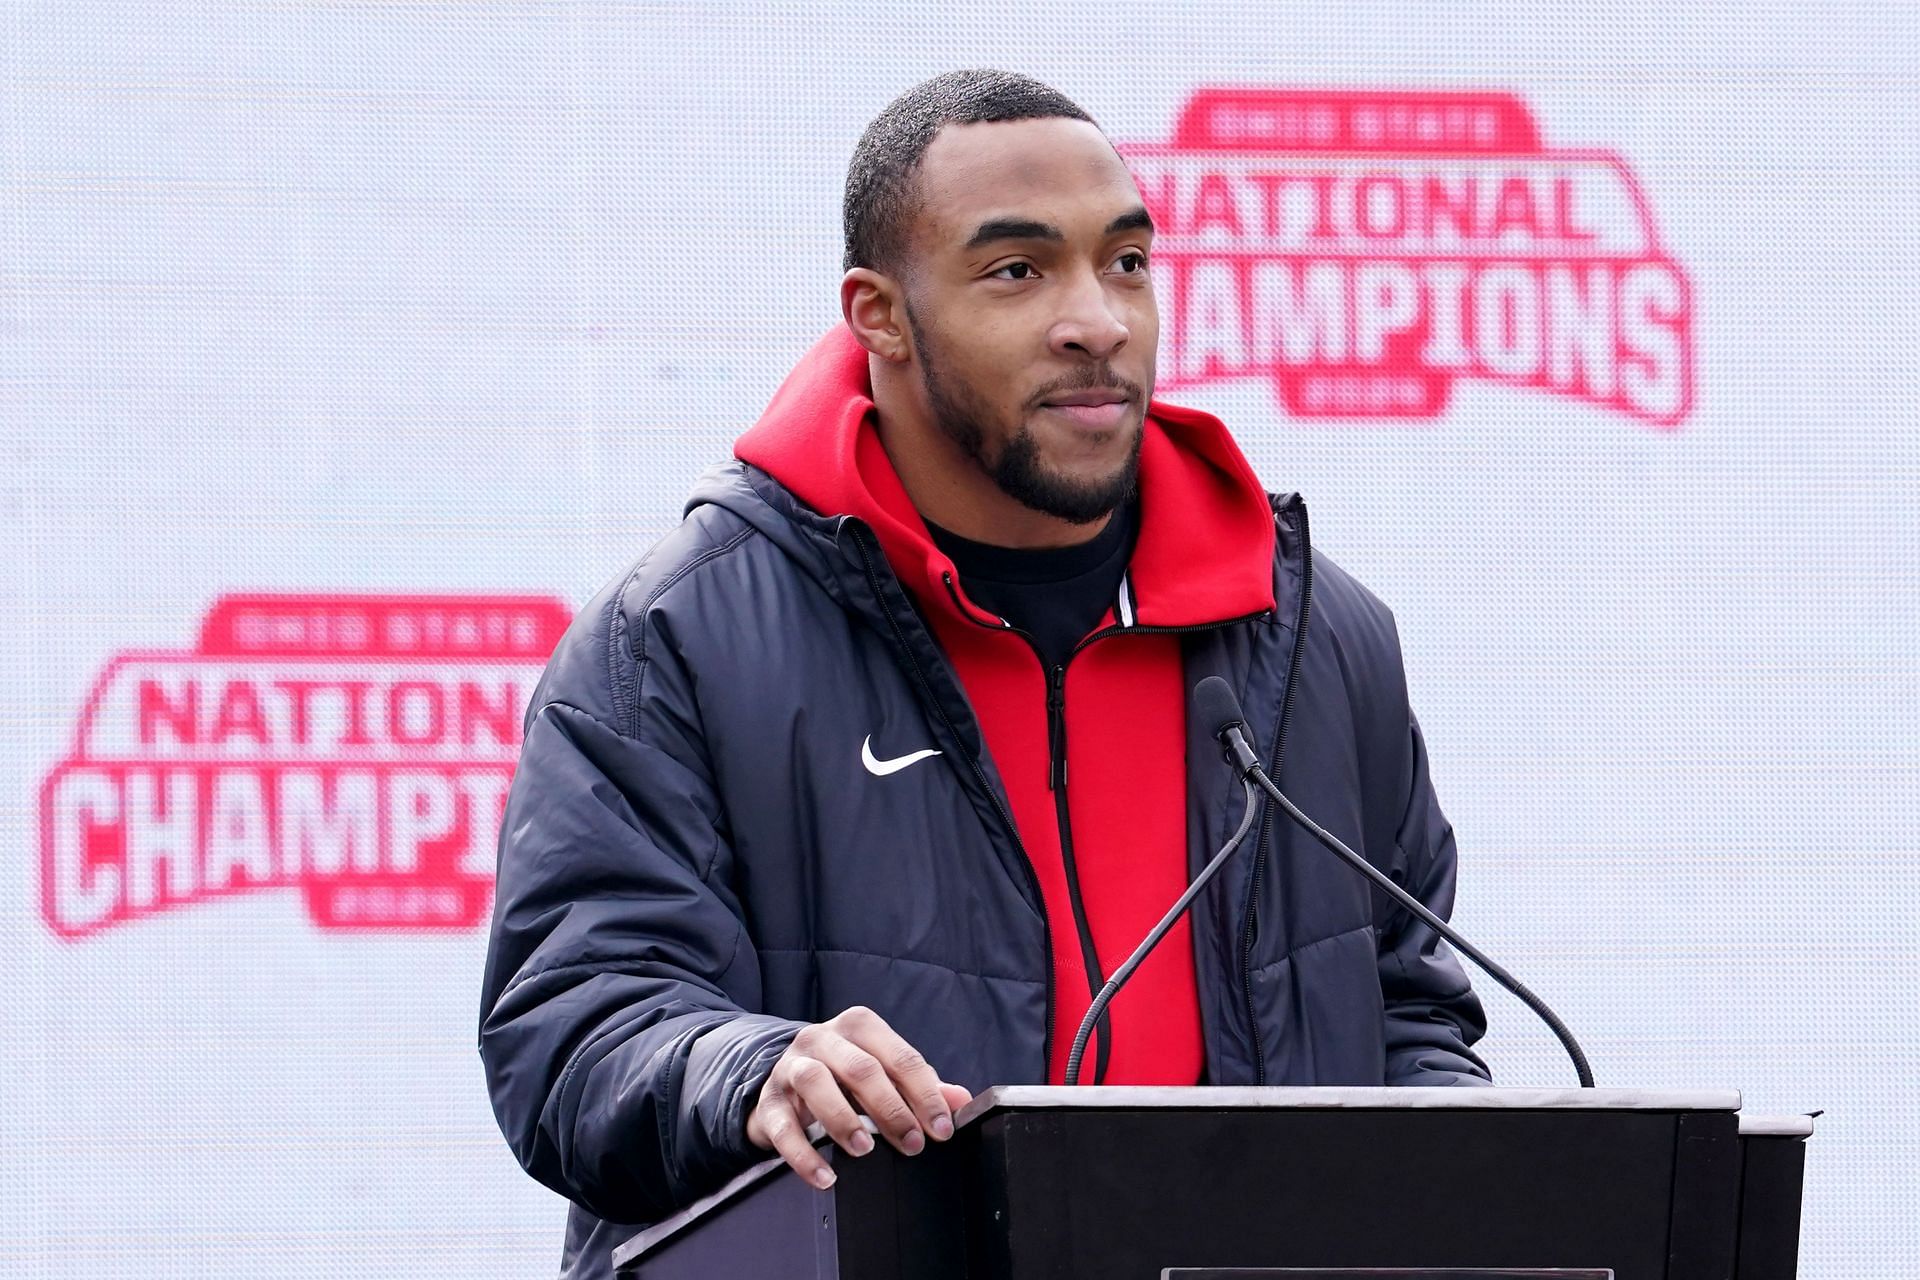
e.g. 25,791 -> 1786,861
769,1008 -> 959,1164
785,1054 -> 876,1158
938,1081 -> 973,1116
750,1088 -> 837,1190
846,1021 -> 955,1145
812,1033 -> 924,1154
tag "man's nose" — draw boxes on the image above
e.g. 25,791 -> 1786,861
1049,270 -> 1130,362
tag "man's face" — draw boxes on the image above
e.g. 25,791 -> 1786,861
899,117 -> 1158,525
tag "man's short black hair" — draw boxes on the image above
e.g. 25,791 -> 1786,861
843,69 -> 1097,274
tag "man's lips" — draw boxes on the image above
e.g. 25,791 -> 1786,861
1038,389 -> 1134,430
1044,389 -> 1130,408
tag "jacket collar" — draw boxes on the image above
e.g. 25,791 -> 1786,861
733,325 -> 1276,629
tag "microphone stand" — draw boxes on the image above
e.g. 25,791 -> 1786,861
1237,743 -> 1596,1089
1065,777 -> 1261,1088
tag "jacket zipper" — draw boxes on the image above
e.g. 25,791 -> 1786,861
847,528 -> 1058,1076
944,572 -> 1274,1087
1239,497 -> 1314,1085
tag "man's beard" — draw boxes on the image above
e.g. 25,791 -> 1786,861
912,316 -> 1143,526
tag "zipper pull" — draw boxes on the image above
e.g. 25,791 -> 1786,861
1047,665 -> 1067,792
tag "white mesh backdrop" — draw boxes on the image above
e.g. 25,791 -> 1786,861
3,2 -> 1916,1276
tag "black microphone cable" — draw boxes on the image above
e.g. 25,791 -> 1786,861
1191,674 -> 1595,1089
1064,675 -> 1595,1090
1241,761 -> 1594,1088
1064,774 -> 1262,1088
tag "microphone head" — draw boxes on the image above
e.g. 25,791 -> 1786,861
1192,676 -> 1246,741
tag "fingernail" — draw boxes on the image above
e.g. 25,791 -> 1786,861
931,1115 -> 954,1141
901,1129 -> 925,1155
849,1131 -> 874,1156
813,1167 -> 837,1189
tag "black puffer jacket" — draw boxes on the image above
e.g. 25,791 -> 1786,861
478,461 -> 1490,1278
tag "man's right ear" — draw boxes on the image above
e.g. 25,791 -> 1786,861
841,270 -> 911,363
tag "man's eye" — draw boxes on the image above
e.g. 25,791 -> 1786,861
992,262 -> 1037,280
1114,251 -> 1149,274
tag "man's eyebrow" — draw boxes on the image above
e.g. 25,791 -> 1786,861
964,218 -> 1064,251
961,207 -> 1155,252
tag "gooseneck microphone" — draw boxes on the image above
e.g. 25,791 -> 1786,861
1193,675 -> 1596,1089
1062,688 -> 1266,1087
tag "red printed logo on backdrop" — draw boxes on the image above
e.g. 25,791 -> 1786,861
1121,89 -> 1694,425
37,594 -> 571,940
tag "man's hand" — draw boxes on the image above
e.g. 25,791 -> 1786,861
744,1005 -> 973,1189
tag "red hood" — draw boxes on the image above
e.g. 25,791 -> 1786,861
736,325 -> 1276,627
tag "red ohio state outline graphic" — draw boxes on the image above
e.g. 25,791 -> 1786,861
1120,89 -> 1695,427
37,594 -> 571,940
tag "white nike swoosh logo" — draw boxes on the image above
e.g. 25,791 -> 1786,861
861,735 -> 943,777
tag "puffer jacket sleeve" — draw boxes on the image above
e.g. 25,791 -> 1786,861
478,568 -> 805,1223
1378,709 -> 1494,1085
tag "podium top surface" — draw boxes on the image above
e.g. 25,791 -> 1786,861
1739,1112 -> 1816,1137
613,1085 -> 1748,1268
953,1084 -> 1742,1126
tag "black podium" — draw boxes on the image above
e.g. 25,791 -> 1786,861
612,1087 -> 1812,1279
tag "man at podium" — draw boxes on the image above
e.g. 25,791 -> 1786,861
480,69 -> 1490,1280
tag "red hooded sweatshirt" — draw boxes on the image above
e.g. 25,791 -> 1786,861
737,327 -> 1276,1084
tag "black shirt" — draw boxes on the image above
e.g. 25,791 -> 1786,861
926,499 -> 1139,672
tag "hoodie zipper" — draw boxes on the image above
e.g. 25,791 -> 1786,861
1044,657 -> 1112,1084
944,571 -> 1275,1086
847,528 -> 1058,1076
1238,497 -> 1314,1085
